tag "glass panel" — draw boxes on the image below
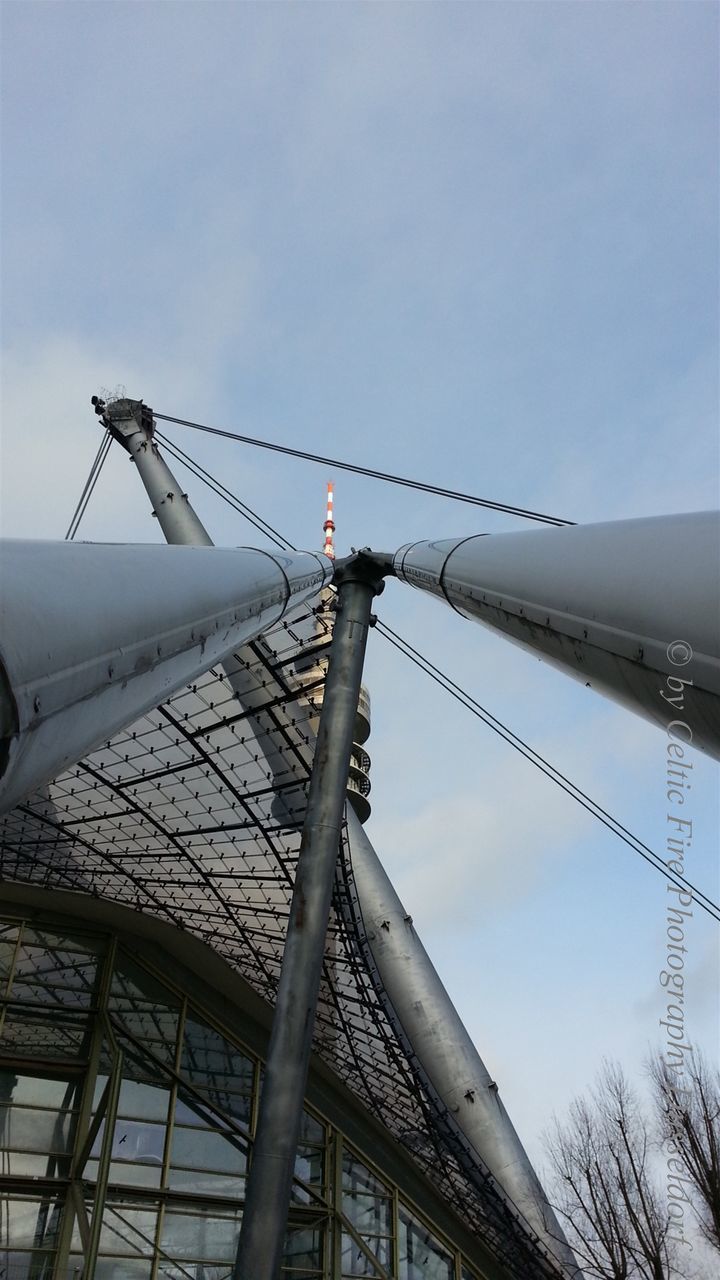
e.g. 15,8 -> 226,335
1,1150 -> 71,1177
399,1206 -> 453,1280
283,1225 -> 322,1268
175,1081 -> 251,1130
18,926 -> 99,955
343,1192 -> 392,1237
342,1151 -> 390,1199
113,1036 -> 167,1090
0,1070 -> 80,1109
0,1072 -> 79,1179
98,1203 -> 158,1257
160,1206 -> 241,1262
0,1067 -> 19,1103
174,1091 -> 233,1128
92,1072 -> 110,1109
0,930 -> 18,994
298,1108 -> 325,1145
0,1104 -> 75,1152
90,1119 -> 166,1168
342,1231 -> 392,1274
181,1014 -> 254,1123
166,1165 -> 246,1197
292,1144 -> 325,1204
341,1149 -> 393,1272
8,927 -> 100,1006
0,1252 -> 54,1280
110,956 -> 181,1065
117,1078 -> 171,1123
84,1157 -> 165,1190
170,1123 -> 248,1175
0,1196 -> 63,1246
0,1005 -> 90,1058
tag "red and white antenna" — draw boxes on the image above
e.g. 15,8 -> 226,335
323,482 -> 335,560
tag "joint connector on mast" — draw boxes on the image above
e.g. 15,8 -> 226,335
332,548 -> 396,596
93,396 -> 156,453
92,395 -> 213,546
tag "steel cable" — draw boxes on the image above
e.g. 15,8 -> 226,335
84,424 -> 719,918
376,618 -> 720,922
65,430 -> 112,540
155,431 -> 294,550
153,411 -> 575,527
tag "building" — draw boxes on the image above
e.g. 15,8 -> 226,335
2,401 -> 716,1280
0,596 -> 567,1280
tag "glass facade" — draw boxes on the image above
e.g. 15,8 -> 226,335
0,914 -> 483,1280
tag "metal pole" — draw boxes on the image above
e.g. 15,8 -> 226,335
233,551 -> 392,1280
393,513 -> 720,761
96,396 -> 214,546
0,540 -> 331,815
95,397 -> 315,810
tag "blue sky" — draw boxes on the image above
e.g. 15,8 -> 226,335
2,0 -> 718,1242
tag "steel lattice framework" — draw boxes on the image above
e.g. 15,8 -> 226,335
0,594 -> 565,1280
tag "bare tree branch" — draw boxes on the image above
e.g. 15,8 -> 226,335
544,1062 -> 685,1280
649,1048 -> 720,1254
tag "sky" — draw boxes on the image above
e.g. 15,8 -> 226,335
1,0 -> 718,1259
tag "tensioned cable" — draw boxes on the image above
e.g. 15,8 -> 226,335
155,431 -> 295,551
376,619 -> 720,922
94,431 -> 718,918
145,439 -> 718,918
153,411 -> 575,527
65,430 -> 112,540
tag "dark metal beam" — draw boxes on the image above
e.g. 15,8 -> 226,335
233,550 -> 393,1280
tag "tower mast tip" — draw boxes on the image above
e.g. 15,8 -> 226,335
323,482 -> 335,560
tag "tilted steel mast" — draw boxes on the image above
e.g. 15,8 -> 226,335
0,537 -> 331,815
394,517 -> 720,759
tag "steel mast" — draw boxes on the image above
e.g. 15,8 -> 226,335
96,396 -> 319,821
94,394 -> 214,545
394,515 -> 720,758
0,538 -> 331,815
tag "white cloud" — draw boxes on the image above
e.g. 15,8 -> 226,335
371,767 -> 584,927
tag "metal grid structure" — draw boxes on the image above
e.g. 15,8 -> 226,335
0,596 -> 563,1279
0,911 -> 480,1278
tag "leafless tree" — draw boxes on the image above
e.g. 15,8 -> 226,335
544,1062 -> 681,1280
650,1048 -> 720,1254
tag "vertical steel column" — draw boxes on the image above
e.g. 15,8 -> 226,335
234,551 -> 391,1280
